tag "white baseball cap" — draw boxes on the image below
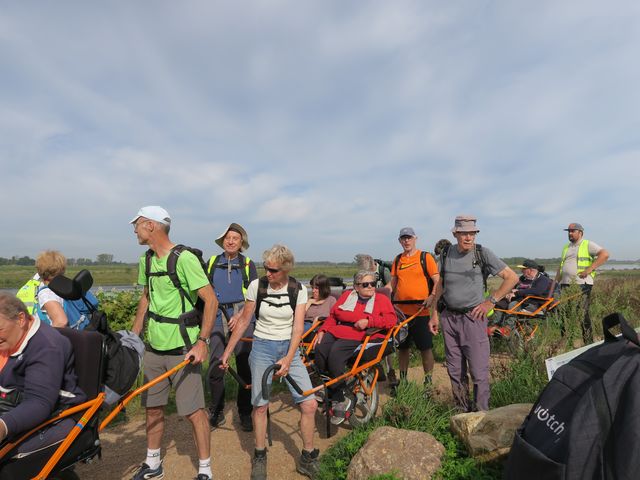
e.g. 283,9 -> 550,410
129,206 -> 172,225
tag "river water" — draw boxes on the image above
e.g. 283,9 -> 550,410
2,264 -> 638,296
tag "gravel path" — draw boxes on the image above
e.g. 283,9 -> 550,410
75,363 -> 452,479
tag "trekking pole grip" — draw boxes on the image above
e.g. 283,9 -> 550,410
260,364 -> 304,400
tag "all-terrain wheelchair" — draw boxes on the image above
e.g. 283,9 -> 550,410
259,288 -> 420,437
0,270 -> 188,479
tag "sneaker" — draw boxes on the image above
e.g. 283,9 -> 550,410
209,411 -> 226,430
132,462 -> 164,480
297,448 -> 320,478
240,413 -> 253,432
194,475 -> 211,480
330,398 -> 352,426
250,452 -> 267,480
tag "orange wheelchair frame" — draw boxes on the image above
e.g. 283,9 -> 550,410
490,291 -> 582,350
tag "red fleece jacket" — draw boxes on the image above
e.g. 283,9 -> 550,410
319,290 -> 397,341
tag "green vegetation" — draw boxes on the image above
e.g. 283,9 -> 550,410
317,382 -> 501,480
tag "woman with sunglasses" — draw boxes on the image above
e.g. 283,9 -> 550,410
304,274 -> 337,333
314,270 -> 397,425
220,244 -> 319,480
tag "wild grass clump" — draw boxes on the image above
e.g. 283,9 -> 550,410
317,382 -> 501,480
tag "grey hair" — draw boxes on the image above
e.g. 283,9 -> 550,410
354,254 -> 376,271
0,293 -> 29,321
353,270 -> 376,285
262,244 -> 295,272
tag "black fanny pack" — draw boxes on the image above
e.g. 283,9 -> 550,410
0,388 -> 23,416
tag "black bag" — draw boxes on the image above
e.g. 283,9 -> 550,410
87,311 -> 143,405
504,312 -> 640,480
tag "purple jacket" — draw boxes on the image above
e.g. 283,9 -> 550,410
0,318 -> 86,438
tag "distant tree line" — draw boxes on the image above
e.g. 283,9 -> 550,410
0,253 -> 120,266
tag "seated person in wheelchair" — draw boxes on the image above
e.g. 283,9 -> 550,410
492,260 -> 552,322
304,274 -> 337,333
314,270 -> 397,424
0,294 -> 86,454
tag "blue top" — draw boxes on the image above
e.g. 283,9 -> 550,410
210,253 -> 258,328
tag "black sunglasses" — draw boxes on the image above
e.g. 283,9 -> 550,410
356,281 -> 376,288
263,264 -> 281,274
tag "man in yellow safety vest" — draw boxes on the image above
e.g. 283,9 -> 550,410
555,222 -> 609,343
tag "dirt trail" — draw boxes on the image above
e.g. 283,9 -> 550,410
75,364 -> 452,479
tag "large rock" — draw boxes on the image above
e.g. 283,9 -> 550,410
347,426 -> 445,480
450,403 -> 533,461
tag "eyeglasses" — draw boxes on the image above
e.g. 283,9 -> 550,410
355,281 -> 376,288
133,220 -> 150,232
263,264 -> 281,274
399,235 -> 414,241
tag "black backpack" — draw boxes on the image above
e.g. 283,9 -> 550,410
255,276 -> 302,319
504,313 -> 640,480
144,244 -> 209,348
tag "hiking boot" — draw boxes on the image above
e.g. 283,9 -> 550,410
423,376 -> 434,399
209,410 -> 226,430
240,413 -> 253,432
296,448 -> 320,479
387,368 -> 397,385
250,451 -> 267,480
330,398 -> 352,425
132,462 -> 164,480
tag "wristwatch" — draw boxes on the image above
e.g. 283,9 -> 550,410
197,336 -> 210,345
488,295 -> 498,305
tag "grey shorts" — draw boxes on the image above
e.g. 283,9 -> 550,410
141,350 -> 205,416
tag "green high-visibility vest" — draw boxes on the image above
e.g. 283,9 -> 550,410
560,240 -> 596,279
16,276 -> 41,315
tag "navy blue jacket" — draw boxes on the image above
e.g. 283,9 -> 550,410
0,319 -> 86,437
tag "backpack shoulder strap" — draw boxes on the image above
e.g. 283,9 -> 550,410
393,253 -> 402,275
287,276 -> 302,313
238,253 -> 250,289
144,249 -> 155,285
420,250 -> 435,294
474,244 -> 489,292
440,245 -> 450,290
207,254 -> 220,276
255,276 -> 269,319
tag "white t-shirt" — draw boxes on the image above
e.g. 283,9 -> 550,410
246,278 -> 308,341
36,282 -> 64,322
559,239 -> 603,286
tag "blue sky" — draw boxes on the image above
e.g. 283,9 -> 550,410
1,1 -> 638,263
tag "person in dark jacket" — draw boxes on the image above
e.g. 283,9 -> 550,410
0,293 -> 86,453
491,260 -> 552,327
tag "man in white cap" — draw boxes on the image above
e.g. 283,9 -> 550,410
206,223 -> 258,432
554,222 -> 609,343
129,206 -> 218,480
430,215 -> 518,412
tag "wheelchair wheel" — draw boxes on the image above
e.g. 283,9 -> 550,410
347,370 -> 379,427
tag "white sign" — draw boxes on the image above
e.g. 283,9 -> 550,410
545,327 -> 640,380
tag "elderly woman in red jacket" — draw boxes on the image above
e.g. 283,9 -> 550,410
314,270 -> 397,424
